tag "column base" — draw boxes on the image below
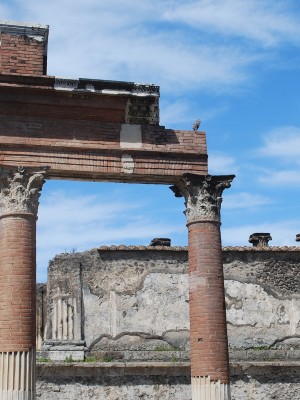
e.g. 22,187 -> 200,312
0,349 -> 35,400
192,376 -> 231,400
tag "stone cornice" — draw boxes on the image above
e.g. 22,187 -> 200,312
0,20 -> 49,44
171,174 -> 235,224
0,166 -> 48,217
54,78 -> 160,97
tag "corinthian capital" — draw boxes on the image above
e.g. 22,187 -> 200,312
0,166 -> 48,217
170,174 -> 235,224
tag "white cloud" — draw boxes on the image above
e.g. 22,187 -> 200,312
38,191 -> 138,227
222,192 -> 270,210
259,169 -> 300,186
163,0 -> 300,47
259,126 -> 300,161
208,153 -> 236,174
48,32 -> 258,93
160,101 -> 194,127
8,0 -> 261,93
222,219 -> 300,247
160,101 -> 228,128
254,126 -> 300,186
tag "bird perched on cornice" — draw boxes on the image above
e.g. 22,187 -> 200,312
192,119 -> 201,131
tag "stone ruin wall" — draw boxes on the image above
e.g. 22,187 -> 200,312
36,245 -> 300,400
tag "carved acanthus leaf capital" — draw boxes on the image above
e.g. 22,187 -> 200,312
0,166 -> 48,216
170,174 -> 235,224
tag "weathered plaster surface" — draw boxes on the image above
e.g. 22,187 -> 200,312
46,248 -> 300,353
41,247 -> 300,398
223,250 -> 300,350
46,249 -> 189,354
225,280 -> 300,348
84,273 -> 188,347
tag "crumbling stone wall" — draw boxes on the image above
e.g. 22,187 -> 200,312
43,246 -> 300,354
35,362 -> 300,400
44,247 -> 190,359
38,245 -> 300,399
223,248 -> 300,350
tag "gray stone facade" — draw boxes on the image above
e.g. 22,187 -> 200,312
36,244 -> 300,399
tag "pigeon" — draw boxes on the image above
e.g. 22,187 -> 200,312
192,119 -> 201,131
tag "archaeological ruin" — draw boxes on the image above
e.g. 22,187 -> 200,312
35,236 -> 300,400
0,20 -> 231,399
0,20 -> 300,400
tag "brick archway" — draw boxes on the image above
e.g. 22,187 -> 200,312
0,21 -> 233,400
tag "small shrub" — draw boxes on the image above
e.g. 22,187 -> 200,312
37,356 -> 49,363
85,356 -> 98,363
64,355 -> 74,363
103,355 -> 113,362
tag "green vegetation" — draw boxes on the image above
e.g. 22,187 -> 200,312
250,345 -> 270,351
37,356 -> 49,362
154,344 -> 178,352
103,355 -> 114,362
64,355 -> 74,363
84,356 -> 98,363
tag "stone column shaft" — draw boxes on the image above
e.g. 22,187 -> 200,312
0,166 -> 47,400
171,174 -> 234,400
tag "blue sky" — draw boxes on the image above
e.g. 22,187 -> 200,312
1,0 -> 300,281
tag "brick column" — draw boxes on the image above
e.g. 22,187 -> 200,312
171,174 -> 234,400
0,166 -> 47,399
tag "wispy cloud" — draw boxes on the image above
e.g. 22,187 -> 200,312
160,100 -> 229,128
259,126 -> 300,161
208,153 -> 236,174
256,126 -> 300,186
163,0 -> 300,47
259,169 -> 300,186
223,192 -> 271,210
8,0 -> 274,93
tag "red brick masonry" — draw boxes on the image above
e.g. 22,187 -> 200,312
0,213 -> 36,352
0,33 -> 45,75
188,221 -> 230,383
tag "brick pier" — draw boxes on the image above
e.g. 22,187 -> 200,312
172,174 -> 234,399
0,167 -> 46,399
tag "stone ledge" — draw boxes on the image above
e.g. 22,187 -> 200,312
37,360 -> 300,378
229,349 -> 300,361
37,361 -> 191,377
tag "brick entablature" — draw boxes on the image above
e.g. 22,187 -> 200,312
0,83 -> 207,183
0,20 -> 208,184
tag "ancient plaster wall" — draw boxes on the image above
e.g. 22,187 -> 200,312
223,249 -> 300,350
39,245 -> 300,399
44,246 -> 300,354
45,248 -> 190,357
